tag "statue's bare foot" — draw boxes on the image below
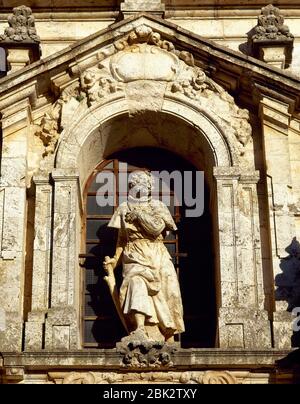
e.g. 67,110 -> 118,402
164,328 -> 175,343
130,326 -> 147,339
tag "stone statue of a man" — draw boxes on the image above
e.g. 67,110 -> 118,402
103,171 -> 184,342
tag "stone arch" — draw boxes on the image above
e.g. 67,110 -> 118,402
42,90 -> 269,351
46,93 -> 235,349
29,23 -> 271,350
55,94 -> 234,189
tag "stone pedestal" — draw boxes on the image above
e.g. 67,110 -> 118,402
252,41 -> 294,69
6,47 -> 32,73
4,45 -> 40,73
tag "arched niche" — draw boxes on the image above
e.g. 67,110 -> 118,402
30,92 -> 270,351
55,95 -> 233,189
82,148 -> 217,348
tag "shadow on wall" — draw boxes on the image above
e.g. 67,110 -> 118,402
276,347 -> 300,380
238,27 -> 257,56
0,47 -> 6,78
275,237 -> 300,347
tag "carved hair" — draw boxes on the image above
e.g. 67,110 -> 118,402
128,170 -> 154,191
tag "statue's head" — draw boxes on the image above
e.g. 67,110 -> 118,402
128,170 -> 153,199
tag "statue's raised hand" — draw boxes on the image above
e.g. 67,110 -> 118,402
103,256 -> 117,273
125,210 -> 139,224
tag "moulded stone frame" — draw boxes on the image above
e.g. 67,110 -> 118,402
0,11 -> 299,383
28,91 -> 272,350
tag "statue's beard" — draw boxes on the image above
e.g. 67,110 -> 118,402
128,189 -> 151,203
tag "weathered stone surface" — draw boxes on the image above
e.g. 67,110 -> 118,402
0,6 -> 40,43
116,334 -> 177,368
45,307 -> 79,350
0,349 -> 296,383
252,4 -> 293,42
249,4 -> 294,68
0,7 -> 299,384
121,0 -> 165,17
60,369 -> 237,384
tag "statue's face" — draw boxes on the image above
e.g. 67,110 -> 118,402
128,172 -> 151,199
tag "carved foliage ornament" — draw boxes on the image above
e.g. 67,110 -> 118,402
42,25 -> 252,158
35,82 -> 82,157
60,370 -> 238,384
0,6 -> 40,43
116,334 -> 177,368
80,68 -> 124,106
113,25 -> 194,66
80,25 -> 194,106
81,26 -> 252,155
252,4 -> 294,41
36,103 -> 61,157
80,25 -> 196,106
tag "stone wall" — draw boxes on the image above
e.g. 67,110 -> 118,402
0,4 -> 300,74
0,4 -> 300,383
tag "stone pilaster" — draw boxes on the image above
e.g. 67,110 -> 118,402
289,119 -> 300,243
214,167 -> 271,348
24,173 -> 53,351
44,169 -> 81,350
0,99 -> 30,351
259,95 -> 297,348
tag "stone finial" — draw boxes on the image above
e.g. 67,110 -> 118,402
252,4 -> 293,42
0,5 -> 40,43
250,4 -> 294,69
120,0 -> 165,18
0,6 -> 41,73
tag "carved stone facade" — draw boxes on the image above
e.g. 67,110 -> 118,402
55,370 -> 239,384
0,2 -> 300,384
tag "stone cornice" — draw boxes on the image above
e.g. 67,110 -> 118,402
0,349 -> 296,371
0,13 -> 300,113
1,1 -> 300,10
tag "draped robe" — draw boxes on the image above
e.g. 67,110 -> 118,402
108,198 -> 185,335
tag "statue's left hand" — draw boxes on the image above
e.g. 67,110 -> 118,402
103,256 -> 117,273
125,210 -> 139,223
